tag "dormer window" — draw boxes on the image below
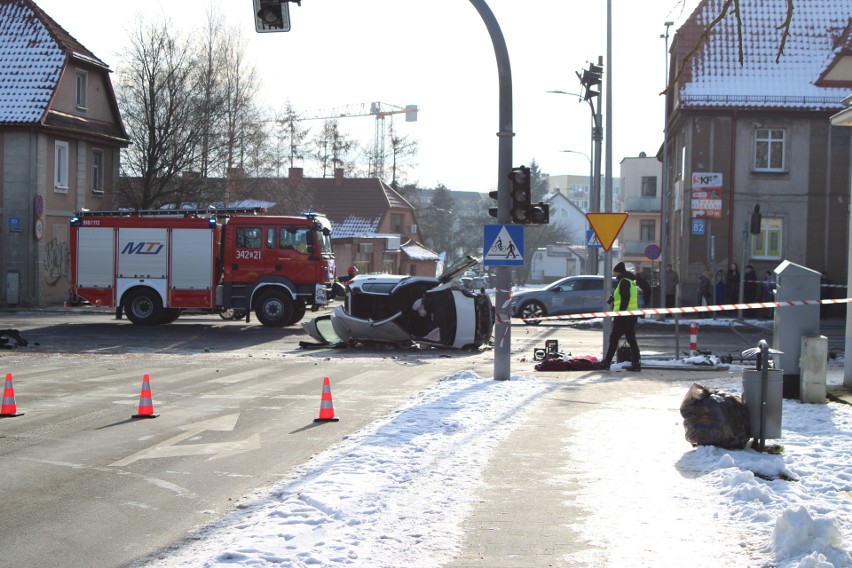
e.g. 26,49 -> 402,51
75,70 -> 88,111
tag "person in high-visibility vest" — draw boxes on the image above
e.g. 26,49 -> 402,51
598,262 -> 642,371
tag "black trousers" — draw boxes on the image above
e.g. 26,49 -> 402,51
603,315 -> 640,365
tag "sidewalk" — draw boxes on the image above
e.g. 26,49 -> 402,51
447,366 -> 851,568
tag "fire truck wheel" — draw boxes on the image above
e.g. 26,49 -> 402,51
124,289 -> 164,325
255,289 -> 294,327
161,308 -> 182,324
288,299 -> 307,325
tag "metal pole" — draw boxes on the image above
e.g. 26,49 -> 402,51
602,1 -> 613,351
470,0 -> 513,381
660,21 -> 673,318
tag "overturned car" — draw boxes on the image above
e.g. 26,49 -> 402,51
302,256 -> 494,349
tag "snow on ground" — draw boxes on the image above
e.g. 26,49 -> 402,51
141,369 -> 852,568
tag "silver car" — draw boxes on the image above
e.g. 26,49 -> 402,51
302,256 -> 494,348
510,275 -> 644,324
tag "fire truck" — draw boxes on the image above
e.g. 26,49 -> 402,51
69,208 -> 335,327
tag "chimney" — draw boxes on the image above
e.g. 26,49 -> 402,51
334,168 -> 344,185
289,167 -> 304,183
227,167 -> 245,180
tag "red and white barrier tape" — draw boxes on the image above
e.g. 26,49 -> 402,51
495,288 -> 513,347
520,297 -> 852,323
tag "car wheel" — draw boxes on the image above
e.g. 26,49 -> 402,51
519,301 -> 546,325
124,289 -> 164,326
219,308 -> 246,320
255,289 -> 294,327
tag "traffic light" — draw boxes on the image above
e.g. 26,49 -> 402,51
254,0 -> 292,33
488,190 -> 498,218
578,63 -> 602,100
529,202 -> 550,225
749,204 -> 762,234
509,165 -> 532,223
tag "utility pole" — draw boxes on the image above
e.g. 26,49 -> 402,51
470,0 -> 513,381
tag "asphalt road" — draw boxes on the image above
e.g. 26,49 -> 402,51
0,309 -> 844,567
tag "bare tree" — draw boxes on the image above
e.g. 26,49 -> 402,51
117,18 -> 204,209
273,102 -> 311,176
387,123 -> 418,189
312,120 -> 355,177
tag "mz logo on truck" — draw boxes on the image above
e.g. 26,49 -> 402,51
121,242 -> 165,255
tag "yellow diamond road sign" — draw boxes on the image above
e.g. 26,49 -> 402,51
586,212 -> 628,252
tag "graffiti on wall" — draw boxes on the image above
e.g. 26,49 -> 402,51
43,237 -> 70,286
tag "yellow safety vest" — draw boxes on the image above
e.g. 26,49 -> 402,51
613,277 -> 639,311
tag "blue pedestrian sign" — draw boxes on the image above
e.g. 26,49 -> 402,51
586,229 -> 602,248
483,225 -> 524,266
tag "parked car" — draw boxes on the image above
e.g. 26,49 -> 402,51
302,256 -> 494,348
510,275 -> 644,324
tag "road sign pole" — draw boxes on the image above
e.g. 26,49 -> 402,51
470,0 -> 513,381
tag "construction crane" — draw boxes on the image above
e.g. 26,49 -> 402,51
301,102 -> 418,179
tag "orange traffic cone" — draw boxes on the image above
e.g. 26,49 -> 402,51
314,376 -> 339,422
1,373 -> 23,417
132,374 -> 159,419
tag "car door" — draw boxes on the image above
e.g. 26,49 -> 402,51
579,278 -> 605,312
548,278 -> 584,314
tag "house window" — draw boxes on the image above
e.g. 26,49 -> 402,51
92,149 -> 104,194
54,141 -> 69,192
754,129 -> 785,171
389,213 -> 404,234
75,70 -> 88,110
641,176 -> 657,197
640,219 -> 656,242
751,217 -> 782,260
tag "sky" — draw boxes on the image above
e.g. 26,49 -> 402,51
130,358 -> 852,568
34,0 -> 702,193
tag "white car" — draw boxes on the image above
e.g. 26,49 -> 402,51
302,256 -> 494,349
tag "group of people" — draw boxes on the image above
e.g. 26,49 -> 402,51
696,263 -> 779,317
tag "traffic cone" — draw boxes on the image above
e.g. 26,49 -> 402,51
1,373 -> 23,417
314,376 -> 339,422
132,374 -> 159,418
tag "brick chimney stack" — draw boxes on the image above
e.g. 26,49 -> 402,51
289,167 -> 304,183
334,168 -> 345,185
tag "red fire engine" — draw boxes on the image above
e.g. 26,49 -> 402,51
70,208 -> 335,327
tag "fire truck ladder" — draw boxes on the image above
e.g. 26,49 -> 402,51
73,207 -> 266,218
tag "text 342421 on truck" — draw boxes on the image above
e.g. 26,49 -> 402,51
70,208 -> 335,327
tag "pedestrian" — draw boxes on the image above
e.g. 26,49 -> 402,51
597,262 -> 641,371
697,269 -> 712,317
743,264 -> 758,317
820,271 -> 833,319
664,263 -> 679,309
725,262 -> 740,307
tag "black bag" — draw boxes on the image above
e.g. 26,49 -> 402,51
679,383 -> 750,449
616,342 -> 632,362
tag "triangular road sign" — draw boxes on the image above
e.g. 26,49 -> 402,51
586,212 -> 628,252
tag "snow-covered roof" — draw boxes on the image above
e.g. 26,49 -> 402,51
675,0 -> 851,110
0,0 -> 108,125
330,215 -> 382,239
400,240 -> 440,262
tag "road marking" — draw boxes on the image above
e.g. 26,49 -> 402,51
110,413 -> 260,467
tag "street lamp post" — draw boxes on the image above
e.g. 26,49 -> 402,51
548,89 -> 600,275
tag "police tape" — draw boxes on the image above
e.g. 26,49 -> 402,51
517,297 -> 852,323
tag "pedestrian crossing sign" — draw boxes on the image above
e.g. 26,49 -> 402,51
483,224 -> 524,266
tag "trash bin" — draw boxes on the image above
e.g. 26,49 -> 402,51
742,369 -> 783,438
